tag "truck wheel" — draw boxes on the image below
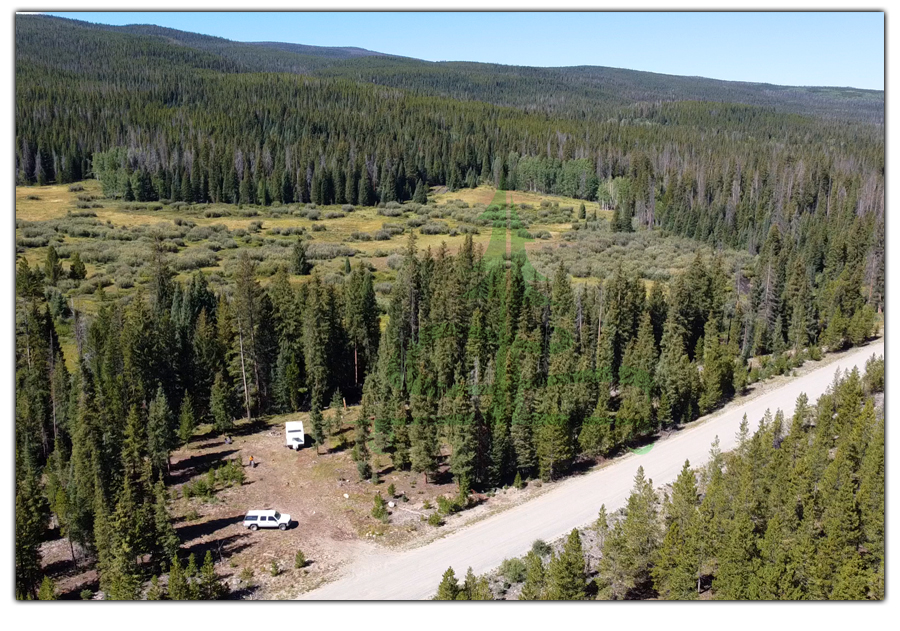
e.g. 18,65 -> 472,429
249,524 -> 258,531
279,523 -> 287,531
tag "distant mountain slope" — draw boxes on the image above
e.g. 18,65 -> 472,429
249,40 -> 391,59
18,14 -> 882,124
314,58 -> 884,124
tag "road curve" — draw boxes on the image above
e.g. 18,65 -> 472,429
300,340 -> 884,600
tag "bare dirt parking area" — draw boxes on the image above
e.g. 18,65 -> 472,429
152,408 -> 548,599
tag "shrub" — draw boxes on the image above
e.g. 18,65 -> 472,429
374,282 -> 392,295
311,223 -> 327,232
173,248 -> 219,271
294,550 -> 307,569
420,221 -> 449,235
499,558 -> 527,583
341,204 -> 355,213
377,206 -> 403,217
270,561 -> 281,577
427,512 -> 444,527
386,253 -> 404,270
239,568 -> 254,583
531,539 -> 551,557
373,229 -> 392,241
68,184 -> 84,192
324,211 -> 345,219
436,494 -> 463,516
306,243 -> 357,260
381,222 -> 405,235
406,216 -> 426,228
349,231 -> 372,241
306,210 -> 321,221
387,483 -> 396,498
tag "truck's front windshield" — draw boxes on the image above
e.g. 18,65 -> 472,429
274,511 -> 281,520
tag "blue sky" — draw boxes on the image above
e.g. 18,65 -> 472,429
43,11 -> 884,90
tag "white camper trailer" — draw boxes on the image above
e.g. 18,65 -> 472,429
285,421 -> 305,450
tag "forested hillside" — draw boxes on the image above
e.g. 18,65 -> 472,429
14,14 -> 884,600
19,15 -> 884,123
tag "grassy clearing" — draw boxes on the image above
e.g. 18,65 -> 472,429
16,180 -> 751,361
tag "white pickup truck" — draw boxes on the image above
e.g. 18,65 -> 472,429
285,421 -> 305,450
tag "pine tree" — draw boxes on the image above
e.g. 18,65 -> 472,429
199,550 -> 225,599
37,576 -> 56,600
598,466 -> 660,598
146,575 -> 165,600
413,179 -> 428,204
45,245 -> 62,284
545,529 -> 587,600
519,550 -> 545,600
352,405 -> 372,480
69,251 -> 87,280
152,479 -> 179,571
328,389 -> 344,439
210,372 -> 234,435
434,567 -> 460,600
15,464 -> 48,599
177,393 -> 196,446
652,460 -> 701,599
291,239 -> 312,275
309,400 -> 325,455
167,555 -> 189,600
147,385 -> 173,477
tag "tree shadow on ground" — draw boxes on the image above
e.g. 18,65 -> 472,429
57,574 -> 99,600
227,584 -> 261,600
169,449 -> 238,484
182,532 -> 253,564
230,418 -> 269,437
177,515 -> 243,542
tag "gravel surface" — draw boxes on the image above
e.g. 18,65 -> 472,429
300,339 -> 884,600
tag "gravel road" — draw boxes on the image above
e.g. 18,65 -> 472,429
300,339 -> 884,600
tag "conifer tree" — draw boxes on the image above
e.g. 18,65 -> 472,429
291,239 -> 312,276
69,251 -> 87,280
434,567 -> 460,600
37,576 -> 56,600
45,245 -> 62,284
210,371 -> 234,434
15,464 -> 48,599
352,406 -> 372,480
167,555 -> 189,600
177,393 -> 196,446
147,385 -> 173,477
545,529 -> 587,600
519,550 -> 546,600
652,460 -> 701,599
199,550 -> 225,599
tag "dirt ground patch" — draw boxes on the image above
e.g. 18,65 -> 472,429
39,404 -> 559,599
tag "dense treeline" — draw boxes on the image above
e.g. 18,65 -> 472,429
355,230 -> 876,491
15,223 -> 878,596
14,243 -> 379,598
16,16 -> 884,315
449,357 -> 883,600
